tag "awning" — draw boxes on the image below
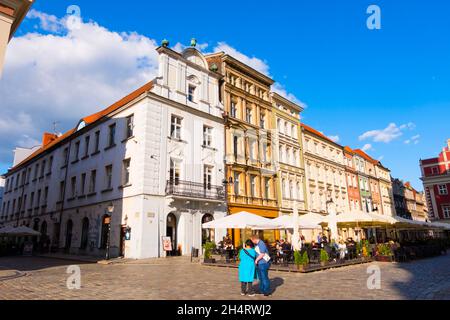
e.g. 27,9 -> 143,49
253,214 -> 321,230
0,226 -> 41,236
201,211 -> 277,229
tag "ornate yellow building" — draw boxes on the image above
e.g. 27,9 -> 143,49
206,53 -> 278,245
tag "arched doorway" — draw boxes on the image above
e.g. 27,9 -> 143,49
100,215 -> 110,250
65,219 -> 73,251
202,214 -> 214,245
40,221 -> 49,253
166,213 -> 177,256
80,217 -> 89,250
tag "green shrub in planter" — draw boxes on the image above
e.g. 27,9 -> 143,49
320,249 -> 329,265
203,241 -> 216,260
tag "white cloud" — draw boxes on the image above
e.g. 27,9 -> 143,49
328,135 -> 340,143
0,10 -> 160,168
213,42 -> 269,75
212,42 -> 306,107
359,122 -> 416,143
361,144 -> 373,152
404,134 -> 420,145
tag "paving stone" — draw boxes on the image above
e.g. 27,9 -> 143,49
0,255 -> 449,300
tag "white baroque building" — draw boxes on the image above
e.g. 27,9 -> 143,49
0,44 -> 226,259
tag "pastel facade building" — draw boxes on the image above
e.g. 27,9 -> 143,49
302,124 -> 349,216
206,52 -> 278,245
420,139 -> 450,223
343,147 -> 362,212
271,93 -> 307,216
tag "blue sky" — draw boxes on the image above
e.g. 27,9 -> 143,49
2,0 -> 450,190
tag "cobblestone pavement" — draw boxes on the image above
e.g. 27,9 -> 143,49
0,254 -> 450,300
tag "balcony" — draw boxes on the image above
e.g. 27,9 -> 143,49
228,194 -> 277,207
166,180 -> 225,201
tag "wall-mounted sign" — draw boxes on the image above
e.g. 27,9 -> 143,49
162,236 -> 172,251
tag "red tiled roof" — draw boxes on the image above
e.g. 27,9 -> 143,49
353,149 -> 379,165
11,81 -> 153,172
301,123 -> 342,147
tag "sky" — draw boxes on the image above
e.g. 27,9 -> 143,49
1,0 -> 449,191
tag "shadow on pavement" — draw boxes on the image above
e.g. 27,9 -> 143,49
0,256 -> 94,272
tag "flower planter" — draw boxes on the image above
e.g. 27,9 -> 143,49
375,255 -> 393,262
320,261 -> 328,267
203,258 -> 216,263
296,265 -> 307,272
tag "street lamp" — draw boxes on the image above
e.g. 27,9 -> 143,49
105,203 -> 114,260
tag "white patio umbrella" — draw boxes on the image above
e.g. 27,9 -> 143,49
0,226 -> 40,236
201,211 -> 276,229
298,212 -> 329,225
252,215 -> 320,230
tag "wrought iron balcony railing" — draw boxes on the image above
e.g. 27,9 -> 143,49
166,180 -> 225,201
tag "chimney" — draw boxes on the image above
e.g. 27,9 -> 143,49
42,132 -> 58,146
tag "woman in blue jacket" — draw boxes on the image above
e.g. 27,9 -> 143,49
238,239 -> 257,296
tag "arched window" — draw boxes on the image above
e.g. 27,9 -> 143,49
80,217 -> 89,250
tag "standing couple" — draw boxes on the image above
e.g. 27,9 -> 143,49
238,235 -> 271,297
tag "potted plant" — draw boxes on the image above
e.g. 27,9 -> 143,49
294,250 -> 309,271
320,249 -> 329,267
375,244 -> 394,262
203,241 -> 216,263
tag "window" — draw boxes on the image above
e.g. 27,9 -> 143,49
233,172 -> 240,195
73,141 -> 80,161
431,167 -> 439,175
59,181 -> 65,202
107,124 -> 116,147
105,165 -> 113,189
260,113 -> 265,129
230,100 -> 237,118
170,115 -> 182,140
188,85 -> 196,102
443,206 -> 450,218
249,139 -> 256,160
34,164 -> 39,180
438,184 -> 448,195
89,170 -> 96,194
122,159 -> 131,185
125,114 -> 134,139
47,156 -> 53,175
277,119 -> 282,132
63,147 -> 69,166
289,181 -> 294,199
250,175 -> 257,197
265,178 -> 270,199
80,173 -> 86,195
233,135 -> 239,160
27,168 -> 31,183
94,131 -> 100,153
246,107 -> 252,123
84,136 -> 90,157
43,187 -> 48,205
30,192 -> 34,209
203,126 -> 212,147
169,159 -> 180,185
36,189 -> 41,208
70,176 -> 77,198
203,166 -> 212,190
